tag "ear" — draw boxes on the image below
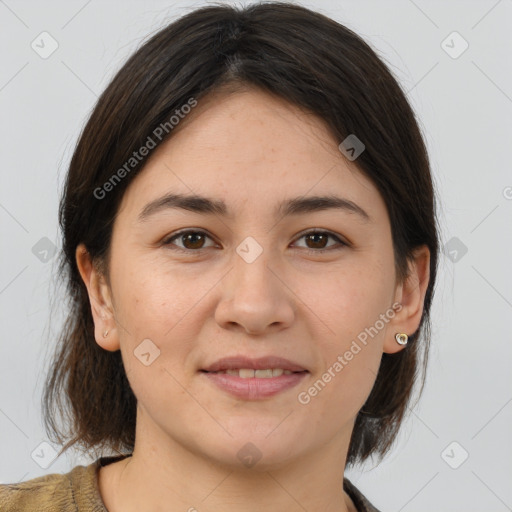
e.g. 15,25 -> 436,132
384,245 -> 431,354
75,243 -> 120,352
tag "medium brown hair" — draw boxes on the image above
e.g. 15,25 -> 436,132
43,1 -> 440,465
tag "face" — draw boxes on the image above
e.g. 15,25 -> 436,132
78,87 -> 429,471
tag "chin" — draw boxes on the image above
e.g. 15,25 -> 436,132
197,427 -> 309,472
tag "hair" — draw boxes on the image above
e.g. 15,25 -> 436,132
42,1 -> 440,466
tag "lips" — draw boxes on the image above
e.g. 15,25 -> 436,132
200,355 -> 308,373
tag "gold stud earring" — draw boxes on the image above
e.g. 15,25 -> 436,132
103,329 -> 109,338
395,333 -> 408,345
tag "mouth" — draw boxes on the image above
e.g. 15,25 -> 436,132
200,370 -> 309,400
199,355 -> 309,399
200,368 -> 308,378
200,355 -> 308,374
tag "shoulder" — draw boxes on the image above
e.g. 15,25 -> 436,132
0,459 -> 104,512
344,477 -> 382,512
0,469 -> 77,512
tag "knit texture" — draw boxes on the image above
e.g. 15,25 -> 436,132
0,454 -> 381,511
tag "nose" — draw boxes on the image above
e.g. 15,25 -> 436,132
214,244 -> 295,335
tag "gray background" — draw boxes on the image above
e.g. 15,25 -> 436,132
1,0 -> 511,510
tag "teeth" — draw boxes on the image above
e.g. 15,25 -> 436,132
211,368 -> 295,378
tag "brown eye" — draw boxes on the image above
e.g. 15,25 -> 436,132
305,233 -> 329,249
293,230 -> 347,253
180,232 -> 206,250
162,229 -> 347,255
163,230 -> 216,252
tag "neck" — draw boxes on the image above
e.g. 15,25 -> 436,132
99,411 -> 356,512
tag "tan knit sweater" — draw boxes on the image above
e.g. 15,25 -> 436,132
0,454 -> 381,511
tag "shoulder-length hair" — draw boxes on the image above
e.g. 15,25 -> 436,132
43,1 -> 440,465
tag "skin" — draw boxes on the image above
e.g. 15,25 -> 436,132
76,86 -> 430,512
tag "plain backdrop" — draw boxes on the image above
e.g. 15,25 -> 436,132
0,1 -> 511,510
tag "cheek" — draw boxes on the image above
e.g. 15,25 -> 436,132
109,267 -> 202,401
293,261 -> 392,416
296,353 -> 380,440
300,259 -> 393,343
296,314 -> 384,433
112,257 -> 200,337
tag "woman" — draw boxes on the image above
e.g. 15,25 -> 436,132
0,2 -> 439,511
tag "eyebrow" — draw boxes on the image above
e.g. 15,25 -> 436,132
137,192 -> 371,223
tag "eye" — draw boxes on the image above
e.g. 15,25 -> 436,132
291,230 -> 348,253
162,229 -> 348,254
162,229 -> 217,252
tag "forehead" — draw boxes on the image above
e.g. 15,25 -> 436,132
116,87 -> 386,223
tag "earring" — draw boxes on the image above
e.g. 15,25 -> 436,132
103,329 -> 109,338
395,333 -> 408,345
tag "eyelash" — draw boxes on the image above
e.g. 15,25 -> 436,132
162,229 -> 348,255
